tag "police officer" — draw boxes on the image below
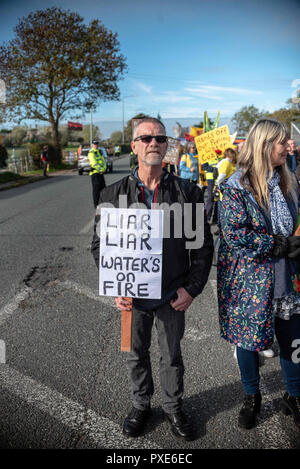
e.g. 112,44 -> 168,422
114,145 -> 121,157
88,140 -> 107,208
130,150 -> 138,170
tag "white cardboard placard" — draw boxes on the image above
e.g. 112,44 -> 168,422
99,208 -> 163,299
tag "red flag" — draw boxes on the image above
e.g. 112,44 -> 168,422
68,121 -> 83,131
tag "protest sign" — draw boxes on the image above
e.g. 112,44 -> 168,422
162,138 -> 180,165
190,126 -> 203,137
99,208 -> 164,299
195,125 -> 235,164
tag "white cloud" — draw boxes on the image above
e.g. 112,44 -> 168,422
136,82 -> 153,94
184,89 -> 223,100
159,107 -> 204,118
152,93 -> 193,104
185,84 -> 263,96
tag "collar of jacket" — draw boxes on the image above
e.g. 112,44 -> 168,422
221,169 -> 299,231
130,166 -> 170,185
128,167 -> 170,205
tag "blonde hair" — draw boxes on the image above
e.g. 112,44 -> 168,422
238,118 -> 296,208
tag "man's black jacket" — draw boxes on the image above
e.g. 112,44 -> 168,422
91,170 -> 214,306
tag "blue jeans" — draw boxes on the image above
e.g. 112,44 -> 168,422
237,315 -> 300,396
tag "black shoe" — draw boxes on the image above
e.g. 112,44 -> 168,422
238,392 -> 262,429
164,410 -> 195,441
280,393 -> 300,428
122,407 -> 151,437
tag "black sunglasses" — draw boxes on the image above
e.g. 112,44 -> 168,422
134,135 -> 168,144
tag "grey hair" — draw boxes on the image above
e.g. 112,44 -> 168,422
132,117 -> 166,140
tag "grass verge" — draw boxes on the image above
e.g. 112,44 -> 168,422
0,172 -> 27,184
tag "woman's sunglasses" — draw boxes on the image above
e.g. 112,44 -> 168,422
134,135 -> 168,144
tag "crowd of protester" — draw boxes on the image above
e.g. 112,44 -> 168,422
93,118 -> 299,439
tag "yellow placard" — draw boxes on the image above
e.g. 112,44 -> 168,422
195,125 -> 235,164
190,126 -> 202,137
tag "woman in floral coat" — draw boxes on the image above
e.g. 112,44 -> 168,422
217,119 -> 300,430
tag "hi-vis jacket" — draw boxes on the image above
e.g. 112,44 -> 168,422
202,156 -> 220,181
88,148 -> 107,176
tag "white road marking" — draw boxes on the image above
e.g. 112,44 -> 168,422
0,286 -> 32,326
79,219 -> 94,234
209,279 -> 218,302
0,365 -> 161,449
57,280 -> 115,307
0,340 -> 5,364
0,279 -> 293,448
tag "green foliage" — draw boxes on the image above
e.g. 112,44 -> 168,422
28,142 -> 59,169
81,125 -> 101,144
232,102 -> 300,136
109,131 -> 123,146
10,126 -> 28,145
121,144 -> 132,154
123,113 -> 150,142
0,7 -> 127,161
231,105 -> 266,135
266,101 -> 300,129
0,172 -> 25,183
0,144 -> 8,168
193,119 -> 213,128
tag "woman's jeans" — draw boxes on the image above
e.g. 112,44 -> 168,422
237,314 -> 300,396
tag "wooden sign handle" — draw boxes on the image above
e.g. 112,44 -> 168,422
121,298 -> 133,352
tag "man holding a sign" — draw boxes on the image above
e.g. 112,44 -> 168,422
92,117 -> 213,441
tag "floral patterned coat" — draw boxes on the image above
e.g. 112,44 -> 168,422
217,173 -> 277,352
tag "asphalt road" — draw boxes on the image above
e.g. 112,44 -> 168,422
0,155 -> 299,452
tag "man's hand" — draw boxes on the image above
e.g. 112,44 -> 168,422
170,287 -> 194,311
114,297 -> 132,311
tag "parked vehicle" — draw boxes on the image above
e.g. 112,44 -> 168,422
77,147 -> 113,175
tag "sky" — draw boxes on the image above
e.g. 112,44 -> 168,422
0,0 -> 299,137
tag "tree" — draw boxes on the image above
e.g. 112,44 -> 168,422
82,125 -> 101,144
266,99 -> 300,130
10,126 -> 27,145
266,108 -> 300,129
231,105 -> 266,135
109,131 -> 123,146
193,119 -> 213,128
0,7 -> 127,161
0,144 -> 8,168
123,113 -> 150,143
